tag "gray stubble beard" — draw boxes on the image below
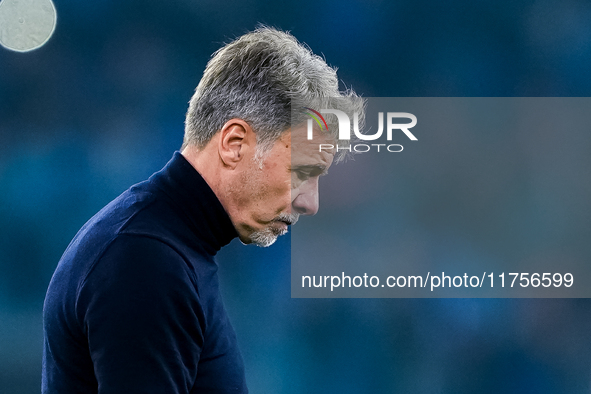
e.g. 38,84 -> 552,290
249,212 -> 300,247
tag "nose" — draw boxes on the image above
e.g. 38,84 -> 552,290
292,177 -> 319,216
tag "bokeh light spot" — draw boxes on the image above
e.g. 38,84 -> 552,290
0,0 -> 57,52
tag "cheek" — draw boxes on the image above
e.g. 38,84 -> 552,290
231,166 -> 264,207
237,161 -> 292,212
291,172 -> 303,190
269,177 -> 291,203
248,175 -> 288,209
290,174 -> 301,202
262,174 -> 291,210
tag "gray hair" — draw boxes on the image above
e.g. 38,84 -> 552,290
183,26 -> 364,162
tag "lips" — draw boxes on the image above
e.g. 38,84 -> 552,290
276,213 -> 299,226
275,220 -> 289,230
268,221 -> 288,236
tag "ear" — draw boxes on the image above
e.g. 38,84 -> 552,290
218,119 -> 256,169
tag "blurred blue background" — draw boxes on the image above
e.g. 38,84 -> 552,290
2,0 -> 591,392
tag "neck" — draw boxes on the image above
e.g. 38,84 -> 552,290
181,141 -> 223,196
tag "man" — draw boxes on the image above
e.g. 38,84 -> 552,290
42,27 -> 362,393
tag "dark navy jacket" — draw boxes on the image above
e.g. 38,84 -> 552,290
42,152 -> 247,393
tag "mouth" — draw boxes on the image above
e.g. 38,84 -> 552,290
274,220 -> 290,231
275,213 -> 299,227
264,221 -> 288,237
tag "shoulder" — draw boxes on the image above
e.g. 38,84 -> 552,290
75,234 -> 205,329
81,234 -> 197,295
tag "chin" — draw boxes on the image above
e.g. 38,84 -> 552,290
247,224 -> 289,247
248,231 -> 279,248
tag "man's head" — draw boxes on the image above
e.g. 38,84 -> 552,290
182,26 -> 363,246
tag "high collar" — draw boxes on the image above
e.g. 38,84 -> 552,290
148,151 -> 238,254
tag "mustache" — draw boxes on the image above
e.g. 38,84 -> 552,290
275,212 -> 299,226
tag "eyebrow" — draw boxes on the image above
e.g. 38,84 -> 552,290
291,164 -> 329,176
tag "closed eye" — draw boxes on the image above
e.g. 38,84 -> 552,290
292,165 -> 327,180
295,170 -> 313,181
